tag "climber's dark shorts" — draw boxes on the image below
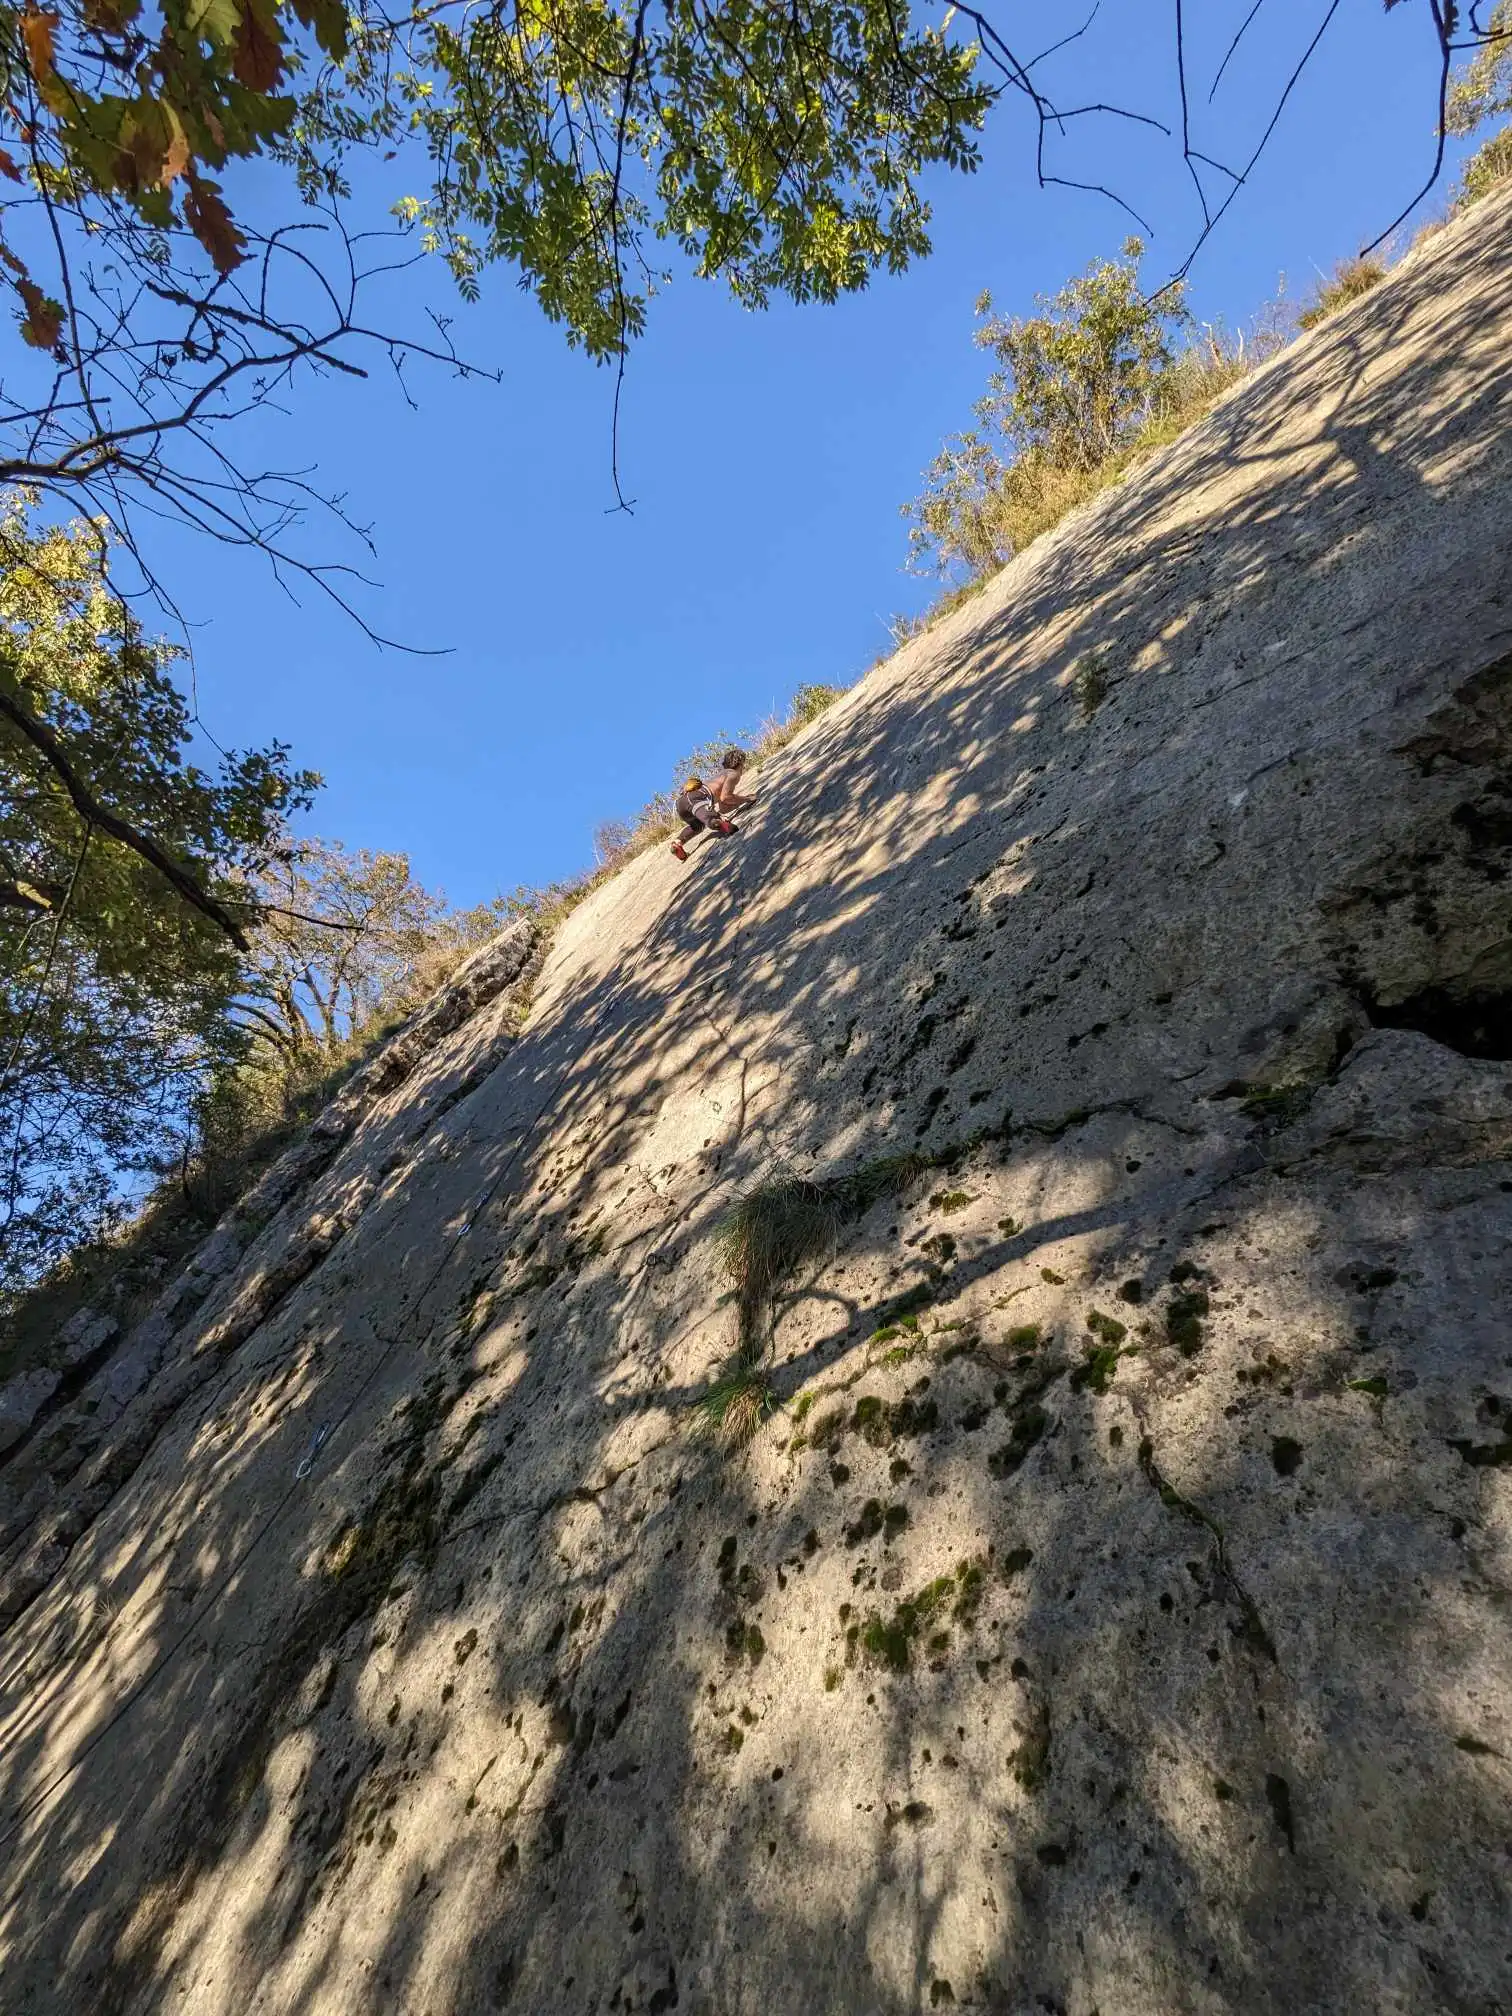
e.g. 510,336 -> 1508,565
676,797 -> 720,842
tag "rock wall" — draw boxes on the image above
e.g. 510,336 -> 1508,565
1,190 -> 1510,2016
0,917 -> 541,1623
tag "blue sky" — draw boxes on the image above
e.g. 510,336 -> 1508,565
156,0 -> 1479,909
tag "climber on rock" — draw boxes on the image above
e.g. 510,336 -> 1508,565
710,747 -> 756,816
670,777 -> 734,861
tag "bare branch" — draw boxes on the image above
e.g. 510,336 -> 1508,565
1160,0 -> 1347,289
1209,0 -> 1269,102
1361,0 -> 1454,254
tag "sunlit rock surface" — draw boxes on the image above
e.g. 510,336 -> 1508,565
2,189 -> 1511,2016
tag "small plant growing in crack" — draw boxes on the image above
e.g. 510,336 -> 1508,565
698,1130 -> 1017,1453
697,1350 -> 776,1451
1238,1081 -> 1316,1127
1073,648 -> 1111,718
696,1179 -> 841,1454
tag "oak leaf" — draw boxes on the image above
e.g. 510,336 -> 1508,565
233,2 -> 284,90
81,0 -> 141,28
17,277 -> 64,350
182,175 -> 246,273
290,0 -> 347,59
161,109 -> 191,185
115,109 -> 172,194
185,0 -> 240,44
19,8 -> 57,84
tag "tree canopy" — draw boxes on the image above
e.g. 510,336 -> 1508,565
0,498 -> 316,1291
239,836 -> 506,1057
1,0 -> 987,348
1447,0 -> 1512,202
0,0 -> 1496,567
1448,0 -> 1512,133
0,0 -> 1000,559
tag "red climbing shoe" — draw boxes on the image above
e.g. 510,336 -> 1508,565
671,842 -> 688,861
719,820 -> 738,835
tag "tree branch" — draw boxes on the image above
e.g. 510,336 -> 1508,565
0,675 -> 250,949
1361,0 -> 1454,254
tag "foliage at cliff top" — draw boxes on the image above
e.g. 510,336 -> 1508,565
902,239 -> 1213,583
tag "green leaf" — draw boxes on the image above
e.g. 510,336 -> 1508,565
184,0 -> 241,48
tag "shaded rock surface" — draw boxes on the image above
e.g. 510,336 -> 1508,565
2,194 -> 1512,2015
0,917 -> 540,1617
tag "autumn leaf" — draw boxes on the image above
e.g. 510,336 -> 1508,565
161,107 -> 191,185
232,2 -> 284,91
182,175 -> 246,274
0,151 -> 23,183
19,8 -> 69,113
185,0 -> 241,47
17,277 -> 64,350
19,7 -> 58,84
81,0 -> 141,28
112,108 -> 170,194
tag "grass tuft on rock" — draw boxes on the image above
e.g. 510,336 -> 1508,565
696,1353 -> 776,1451
716,1178 -> 841,1349
1297,255 -> 1386,330
699,1129 -> 1003,1451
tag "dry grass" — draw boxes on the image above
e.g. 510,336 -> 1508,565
693,1149 -> 954,1457
1452,125 -> 1512,212
830,1151 -> 930,1216
695,1154 -> 933,1457
716,1148 -> 950,1351
590,683 -> 845,877
716,1177 -> 842,1348
1297,256 -> 1387,331
507,682 -> 848,937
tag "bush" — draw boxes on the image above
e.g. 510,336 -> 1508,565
1453,125 -> 1512,210
904,240 -> 1194,582
901,244 -> 1278,606
1296,256 -> 1387,331
1447,2 -> 1512,195
786,683 -> 846,730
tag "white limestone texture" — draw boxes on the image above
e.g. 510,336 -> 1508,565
0,190 -> 1510,2016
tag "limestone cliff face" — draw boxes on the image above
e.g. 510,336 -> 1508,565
2,190 -> 1511,2016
